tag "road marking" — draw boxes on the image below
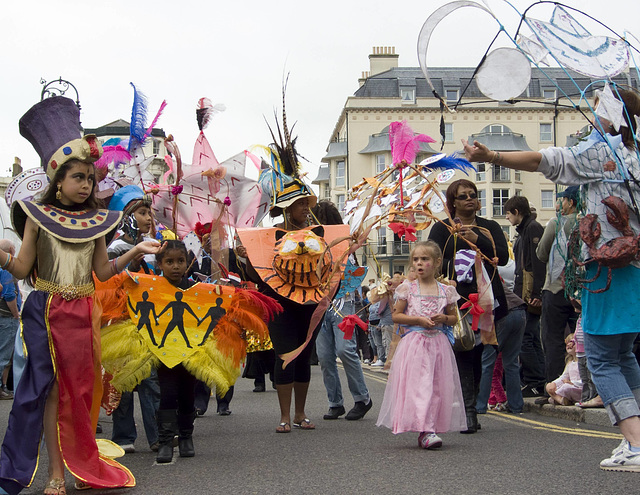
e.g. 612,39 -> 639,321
488,411 -> 623,439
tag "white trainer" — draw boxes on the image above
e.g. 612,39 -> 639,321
418,432 -> 443,450
371,360 -> 384,367
600,442 -> 640,472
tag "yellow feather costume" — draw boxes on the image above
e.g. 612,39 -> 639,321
99,272 -> 279,395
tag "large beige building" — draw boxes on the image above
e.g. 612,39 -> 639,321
316,46 -> 639,276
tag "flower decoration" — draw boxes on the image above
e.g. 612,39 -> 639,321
388,222 -> 417,242
460,293 -> 485,331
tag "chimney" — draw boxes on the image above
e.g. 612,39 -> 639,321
369,46 -> 399,76
12,157 -> 22,177
358,71 -> 370,87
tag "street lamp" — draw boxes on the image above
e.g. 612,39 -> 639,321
40,77 -> 81,111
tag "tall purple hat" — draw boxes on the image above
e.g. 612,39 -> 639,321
19,96 -> 102,181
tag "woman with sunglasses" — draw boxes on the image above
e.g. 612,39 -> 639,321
428,179 -> 509,434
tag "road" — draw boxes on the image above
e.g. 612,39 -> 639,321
0,365 -> 637,495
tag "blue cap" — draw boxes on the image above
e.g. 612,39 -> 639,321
109,185 -> 146,212
557,186 -> 580,202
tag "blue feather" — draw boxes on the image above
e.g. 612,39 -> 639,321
423,154 -> 476,175
128,82 -> 148,151
103,137 -> 122,147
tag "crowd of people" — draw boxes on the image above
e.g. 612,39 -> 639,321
1,84 -> 640,495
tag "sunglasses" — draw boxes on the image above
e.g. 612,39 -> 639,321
455,193 -> 478,201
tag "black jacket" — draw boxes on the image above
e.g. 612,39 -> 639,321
513,214 -> 546,302
429,217 -> 510,322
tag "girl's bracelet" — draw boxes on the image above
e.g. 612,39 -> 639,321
110,257 -> 123,276
1,253 -> 12,269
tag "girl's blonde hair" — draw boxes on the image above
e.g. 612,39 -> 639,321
409,240 -> 443,277
565,333 -> 577,364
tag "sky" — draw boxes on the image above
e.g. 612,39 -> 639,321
1,0 -> 638,181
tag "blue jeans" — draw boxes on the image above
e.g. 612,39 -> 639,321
584,332 -> 640,425
477,307 -> 526,413
316,303 -> 370,407
112,370 -> 161,447
0,317 -> 19,371
368,324 -> 386,362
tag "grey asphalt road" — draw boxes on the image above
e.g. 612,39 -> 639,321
1,365 -> 637,495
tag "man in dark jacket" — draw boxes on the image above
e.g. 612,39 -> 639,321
505,196 -> 546,397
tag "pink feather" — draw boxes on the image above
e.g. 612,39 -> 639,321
389,120 -> 435,165
95,145 -> 132,169
143,100 -> 167,142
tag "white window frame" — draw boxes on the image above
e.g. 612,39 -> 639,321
541,190 -> 554,209
478,189 -> 486,217
493,189 -> 510,217
492,165 -> 510,182
335,160 -> 345,187
540,123 -> 553,142
476,162 -> 486,182
400,88 -> 415,104
337,194 -> 345,214
444,123 -> 454,142
376,154 -> 386,174
543,89 -> 557,100
446,89 -> 459,102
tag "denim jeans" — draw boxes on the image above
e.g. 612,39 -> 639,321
519,311 -> 545,387
0,317 -> 19,370
584,331 -> 640,425
368,323 -> 386,361
112,370 -> 161,447
477,307 -> 526,413
316,302 -> 370,407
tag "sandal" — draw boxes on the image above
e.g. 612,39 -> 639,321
74,480 -> 91,490
276,422 -> 291,433
44,478 -> 66,495
292,418 -> 315,430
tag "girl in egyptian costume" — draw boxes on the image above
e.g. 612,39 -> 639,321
0,96 -> 161,495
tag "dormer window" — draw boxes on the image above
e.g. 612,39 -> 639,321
400,88 -> 415,104
543,88 -> 557,100
446,89 -> 459,102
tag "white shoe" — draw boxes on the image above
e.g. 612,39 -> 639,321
418,432 -> 443,450
600,442 -> 640,472
120,443 -> 135,453
612,438 -> 627,456
364,359 -> 371,365
371,360 -> 384,367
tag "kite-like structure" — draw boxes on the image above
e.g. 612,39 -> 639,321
417,1 -> 640,296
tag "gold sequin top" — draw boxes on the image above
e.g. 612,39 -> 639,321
36,229 -> 95,287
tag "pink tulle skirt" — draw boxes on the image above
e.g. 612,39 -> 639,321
376,330 -> 467,434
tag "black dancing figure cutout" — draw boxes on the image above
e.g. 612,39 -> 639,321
157,292 -> 199,349
197,297 -> 226,346
128,291 -> 159,346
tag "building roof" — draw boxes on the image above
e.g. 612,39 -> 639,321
359,125 -> 437,154
468,125 -> 533,151
84,119 -> 166,138
312,165 -> 330,184
354,67 -> 637,101
321,141 -> 348,162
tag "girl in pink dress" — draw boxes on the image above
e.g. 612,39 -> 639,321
376,241 -> 467,449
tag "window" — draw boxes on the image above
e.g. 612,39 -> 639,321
446,89 -> 459,102
336,194 -> 345,213
492,165 -> 510,182
493,189 -> 510,216
394,265 -> 405,275
444,123 -> 454,142
515,170 -> 521,182
152,139 -> 160,154
476,162 -> 486,182
489,124 -> 505,135
543,89 -> 556,100
376,154 -> 386,174
501,225 -> 511,238
378,227 -> 387,254
322,183 -> 330,199
335,160 -> 345,187
540,123 -> 553,142
515,189 -> 522,196
541,190 -> 554,208
400,88 -> 415,103
478,189 -> 486,216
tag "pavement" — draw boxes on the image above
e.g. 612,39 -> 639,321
363,363 -> 612,427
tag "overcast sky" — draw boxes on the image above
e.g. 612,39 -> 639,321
1,0 -> 637,180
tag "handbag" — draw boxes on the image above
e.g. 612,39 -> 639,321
452,305 -> 475,352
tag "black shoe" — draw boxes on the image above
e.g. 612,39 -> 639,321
461,412 -> 478,434
534,396 -> 550,405
253,385 -> 266,393
345,399 -> 373,421
96,423 -> 102,434
323,405 -> 346,420
156,443 -> 173,463
195,408 -> 205,417
217,404 -> 231,416
522,385 -> 546,398
178,436 -> 195,457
